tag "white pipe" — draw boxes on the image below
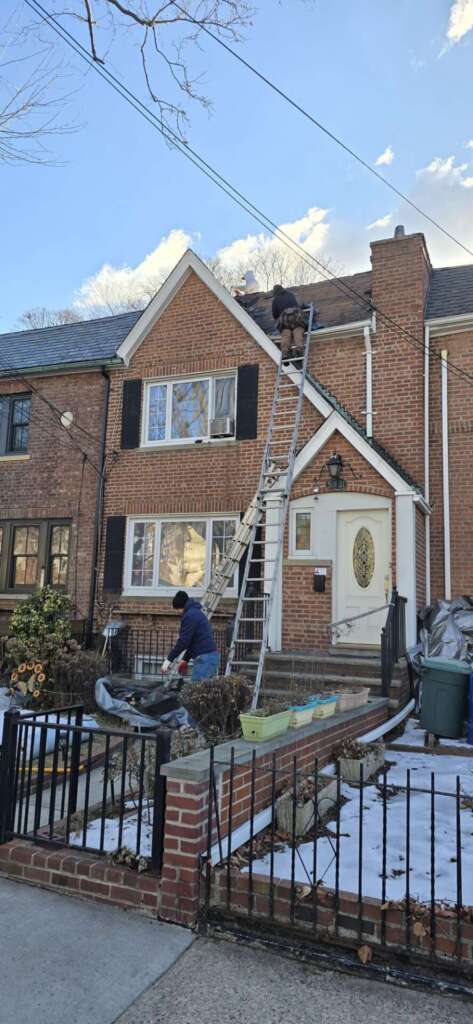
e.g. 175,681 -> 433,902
441,349 -> 451,600
363,325 -> 373,437
357,698 -> 415,744
424,324 -> 431,605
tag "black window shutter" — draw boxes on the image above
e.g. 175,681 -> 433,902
236,364 -> 259,440
121,380 -> 142,449
103,516 -> 126,592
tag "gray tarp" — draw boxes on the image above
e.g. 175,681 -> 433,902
418,597 -> 473,662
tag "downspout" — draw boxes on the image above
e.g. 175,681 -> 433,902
363,323 -> 373,438
441,349 -> 451,600
424,324 -> 431,604
85,369 -> 110,645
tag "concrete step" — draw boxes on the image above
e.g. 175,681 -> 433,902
265,653 -> 404,681
261,670 -> 387,691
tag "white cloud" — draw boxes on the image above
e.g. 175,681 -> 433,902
461,175 -> 473,187
74,228 -> 193,313
446,0 -> 473,43
366,213 -> 392,230
466,139 -> 473,149
418,154 -> 470,183
375,146 -> 394,166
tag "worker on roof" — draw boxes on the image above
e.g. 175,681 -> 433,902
161,590 -> 220,682
271,285 -> 307,362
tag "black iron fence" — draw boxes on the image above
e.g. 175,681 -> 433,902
202,748 -> 473,979
0,705 -> 170,871
381,590 -> 407,698
111,625 -> 230,677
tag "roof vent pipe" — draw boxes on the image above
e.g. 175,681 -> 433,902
394,225 -> 405,238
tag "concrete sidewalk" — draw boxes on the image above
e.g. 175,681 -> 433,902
0,878 -> 192,1024
117,936 -> 473,1024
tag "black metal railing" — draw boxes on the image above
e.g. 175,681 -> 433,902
201,749 -> 473,980
111,626 -> 230,676
381,589 -> 407,698
0,705 -> 170,871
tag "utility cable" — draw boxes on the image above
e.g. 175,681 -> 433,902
23,0 -> 473,399
170,0 -> 473,262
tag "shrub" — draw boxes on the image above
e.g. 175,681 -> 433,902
180,674 -> 252,743
6,587 -> 72,668
47,649 -> 108,712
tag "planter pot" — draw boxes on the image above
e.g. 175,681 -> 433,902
313,697 -> 337,719
338,743 -> 385,784
333,689 -> 370,713
240,710 -> 291,742
276,774 -> 338,836
289,703 -> 317,728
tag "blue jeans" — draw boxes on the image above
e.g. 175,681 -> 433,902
191,651 -> 220,682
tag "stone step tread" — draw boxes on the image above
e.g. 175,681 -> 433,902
263,670 -> 381,687
266,652 -> 383,667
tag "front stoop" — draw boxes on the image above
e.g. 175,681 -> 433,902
261,649 -> 410,710
0,841 -> 161,917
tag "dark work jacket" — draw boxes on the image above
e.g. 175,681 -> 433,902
168,599 -> 217,662
271,288 -> 300,321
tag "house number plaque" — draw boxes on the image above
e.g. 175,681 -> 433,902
353,527 -> 375,588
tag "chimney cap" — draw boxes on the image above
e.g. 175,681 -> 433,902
394,224 -> 405,238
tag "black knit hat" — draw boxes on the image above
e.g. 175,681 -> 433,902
172,590 -> 189,609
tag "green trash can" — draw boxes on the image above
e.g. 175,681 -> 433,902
420,656 -> 471,739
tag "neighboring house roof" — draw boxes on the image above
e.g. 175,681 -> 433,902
237,271 -> 373,333
0,311 -> 140,375
425,265 -> 473,320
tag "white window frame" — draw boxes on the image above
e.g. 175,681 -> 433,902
141,372 -> 237,448
289,507 -> 313,558
123,514 -> 240,597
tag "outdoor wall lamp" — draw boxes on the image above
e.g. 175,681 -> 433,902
313,451 -> 347,494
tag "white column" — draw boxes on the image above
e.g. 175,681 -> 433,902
441,350 -> 451,600
395,493 -> 417,646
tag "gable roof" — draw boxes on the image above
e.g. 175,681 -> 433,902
0,311 -> 140,376
237,271 -> 373,334
425,265 -> 473,320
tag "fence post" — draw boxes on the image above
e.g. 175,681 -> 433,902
151,729 -> 171,873
0,709 -> 21,844
67,707 -> 84,818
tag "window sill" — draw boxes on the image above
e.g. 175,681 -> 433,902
139,437 -> 236,452
0,454 -> 30,462
284,557 -> 333,567
121,589 -> 238,600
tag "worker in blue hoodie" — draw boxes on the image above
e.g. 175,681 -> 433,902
161,590 -> 220,682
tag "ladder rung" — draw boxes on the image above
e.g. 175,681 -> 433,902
239,617 -> 266,622
233,638 -> 265,644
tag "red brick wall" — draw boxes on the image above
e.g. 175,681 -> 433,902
0,371 -> 106,624
429,330 -> 473,603
308,333 -> 366,424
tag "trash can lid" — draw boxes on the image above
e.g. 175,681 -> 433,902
421,656 -> 472,674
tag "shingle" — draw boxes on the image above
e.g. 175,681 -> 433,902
426,266 -> 473,319
237,271 -> 373,333
0,311 -> 141,374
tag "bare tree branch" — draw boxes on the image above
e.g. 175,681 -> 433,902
17,306 -> 84,329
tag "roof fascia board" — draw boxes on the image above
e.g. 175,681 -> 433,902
271,319 -> 371,343
0,357 -> 122,379
293,412 -> 420,497
426,312 -> 473,337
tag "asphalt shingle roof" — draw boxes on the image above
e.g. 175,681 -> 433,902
0,311 -> 141,374
425,265 -> 473,320
237,271 -> 373,334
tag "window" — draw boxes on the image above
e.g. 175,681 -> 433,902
0,394 -> 31,455
49,525 -> 71,586
143,374 -> 236,445
125,516 -> 238,594
290,509 -> 313,557
0,519 -> 70,592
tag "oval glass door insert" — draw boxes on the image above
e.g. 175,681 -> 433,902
353,527 -> 375,588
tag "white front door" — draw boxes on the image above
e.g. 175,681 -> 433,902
335,509 -> 390,646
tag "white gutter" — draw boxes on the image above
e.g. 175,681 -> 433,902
363,324 -> 373,438
424,324 -> 431,604
441,349 -> 451,600
426,311 -> 473,337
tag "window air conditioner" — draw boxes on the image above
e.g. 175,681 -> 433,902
209,416 -> 235,438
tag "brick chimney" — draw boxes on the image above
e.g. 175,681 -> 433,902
369,229 -> 432,487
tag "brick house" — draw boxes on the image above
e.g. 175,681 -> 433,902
1,227 -> 472,659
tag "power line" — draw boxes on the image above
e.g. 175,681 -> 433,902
23,1 -> 473,400
170,0 -> 473,262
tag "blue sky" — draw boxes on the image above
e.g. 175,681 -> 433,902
1,0 -> 473,330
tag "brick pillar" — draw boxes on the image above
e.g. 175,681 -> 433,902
159,777 -> 208,927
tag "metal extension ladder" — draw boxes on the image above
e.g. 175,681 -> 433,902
220,304 -> 315,709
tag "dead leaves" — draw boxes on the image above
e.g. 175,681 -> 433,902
357,944 -> 373,964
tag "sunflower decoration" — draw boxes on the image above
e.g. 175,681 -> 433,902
10,661 -> 47,705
